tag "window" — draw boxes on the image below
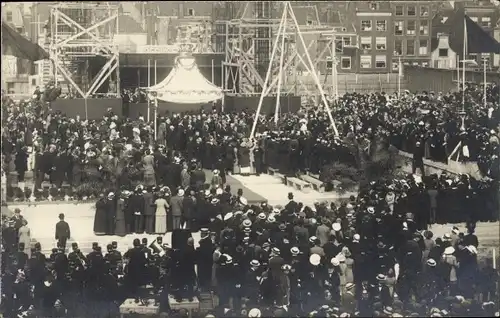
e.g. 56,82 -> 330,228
307,19 -> 313,26
394,21 -> 404,36
360,37 -> 372,50
6,11 -> 12,22
407,5 -> 416,16
31,78 -> 37,86
419,20 -> 429,35
395,5 -> 403,16
392,61 -> 400,71
407,21 -> 416,35
335,40 -> 343,53
326,60 -> 333,70
375,55 -> 387,68
481,56 -> 491,68
406,40 -> 415,55
420,5 -> 429,17
187,8 -> 195,16
376,37 -> 387,50
419,39 -> 428,55
439,48 -> 448,57
394,39 -> 403,55
481,17 -> 491,28
470,16 -> 478,22
360,55 -> 372,69
341,57 -> 352,69
361,20 -> 372,31
342,37 -> 352,46
370,2 -> 379,10
376,20 -> 387,32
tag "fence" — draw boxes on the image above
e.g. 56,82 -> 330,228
404,66 -> 500,93
292,73 -> 408,95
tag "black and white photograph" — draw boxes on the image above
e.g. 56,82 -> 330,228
1,1 -> 499,317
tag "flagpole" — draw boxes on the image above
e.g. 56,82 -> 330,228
398,56 -> 402,99
462,17 -> 466,111
211,59 -> 214,83
147,58 -> 151,123
483,58 -> 487,109
154,59 -> 158,140
461,16 -> 467,131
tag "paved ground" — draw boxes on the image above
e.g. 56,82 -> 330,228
9,173 -> 500,260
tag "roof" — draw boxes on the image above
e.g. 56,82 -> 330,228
431,8 -> 500,53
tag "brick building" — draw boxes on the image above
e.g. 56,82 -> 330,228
430,0 -> 500,70
353,1 -> 435,73
462,0 -> 500,68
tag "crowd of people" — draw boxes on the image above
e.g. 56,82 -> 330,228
1,170 -> 499,317
1,81 -> 499,317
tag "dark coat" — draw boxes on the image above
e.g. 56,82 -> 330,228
55,220 -> 70,241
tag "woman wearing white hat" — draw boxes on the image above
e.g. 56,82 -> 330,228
154,191 -> 169,234
442,246 -> 458,294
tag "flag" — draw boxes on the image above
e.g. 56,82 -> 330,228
464,15 -> 500,53
1,22 -> 49,61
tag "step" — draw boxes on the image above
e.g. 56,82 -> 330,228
267,167 -> 279,175
299,173 -> 325,193
285,177 -> 312,193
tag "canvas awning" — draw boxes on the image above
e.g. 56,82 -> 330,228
148,52 -> 223,104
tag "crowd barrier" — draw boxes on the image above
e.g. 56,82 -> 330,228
126,102 -> 215,120
224,95 -> 301,114
50,98 -> 123,120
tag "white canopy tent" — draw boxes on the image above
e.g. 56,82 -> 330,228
147,52 -> 223,104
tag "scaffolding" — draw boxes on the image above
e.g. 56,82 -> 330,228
214,2 -> 356,101
249,1 -> 340,139
49,2 -> 120,98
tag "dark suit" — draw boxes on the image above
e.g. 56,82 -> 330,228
55,220 -> 71,249
143,192 -> 155,234
196,237 -> 214,290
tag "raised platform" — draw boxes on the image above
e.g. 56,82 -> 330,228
119,298 -> 159,317
4,170 -> 267,206
396,150 -> 482,179
168,296 -> 199,317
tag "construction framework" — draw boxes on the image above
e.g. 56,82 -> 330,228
215,3 -> 356,102
49,2 -> 120,98
247,1 -> 340,140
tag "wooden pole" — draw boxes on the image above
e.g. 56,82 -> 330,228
249,5 -> 287,141
274,8 -> 288,125
211,59 -> 215,83
147,58 -> 151,122
154,59 -> 157,140
483,58 -> 487,109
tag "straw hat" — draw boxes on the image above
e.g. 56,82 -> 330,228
444,246 -> 455,255
309,254 -> 321,266
331,258 -> 340,266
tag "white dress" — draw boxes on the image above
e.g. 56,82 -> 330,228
155,198 -> 169,234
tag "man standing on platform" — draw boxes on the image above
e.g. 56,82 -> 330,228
171,188 -> 184,230
55,213 -> 70,250
196,228 -> 214,291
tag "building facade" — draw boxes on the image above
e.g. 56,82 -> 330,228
352,1 -> 434,73
1,3 -> 35,96
462,1 -> 500,69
